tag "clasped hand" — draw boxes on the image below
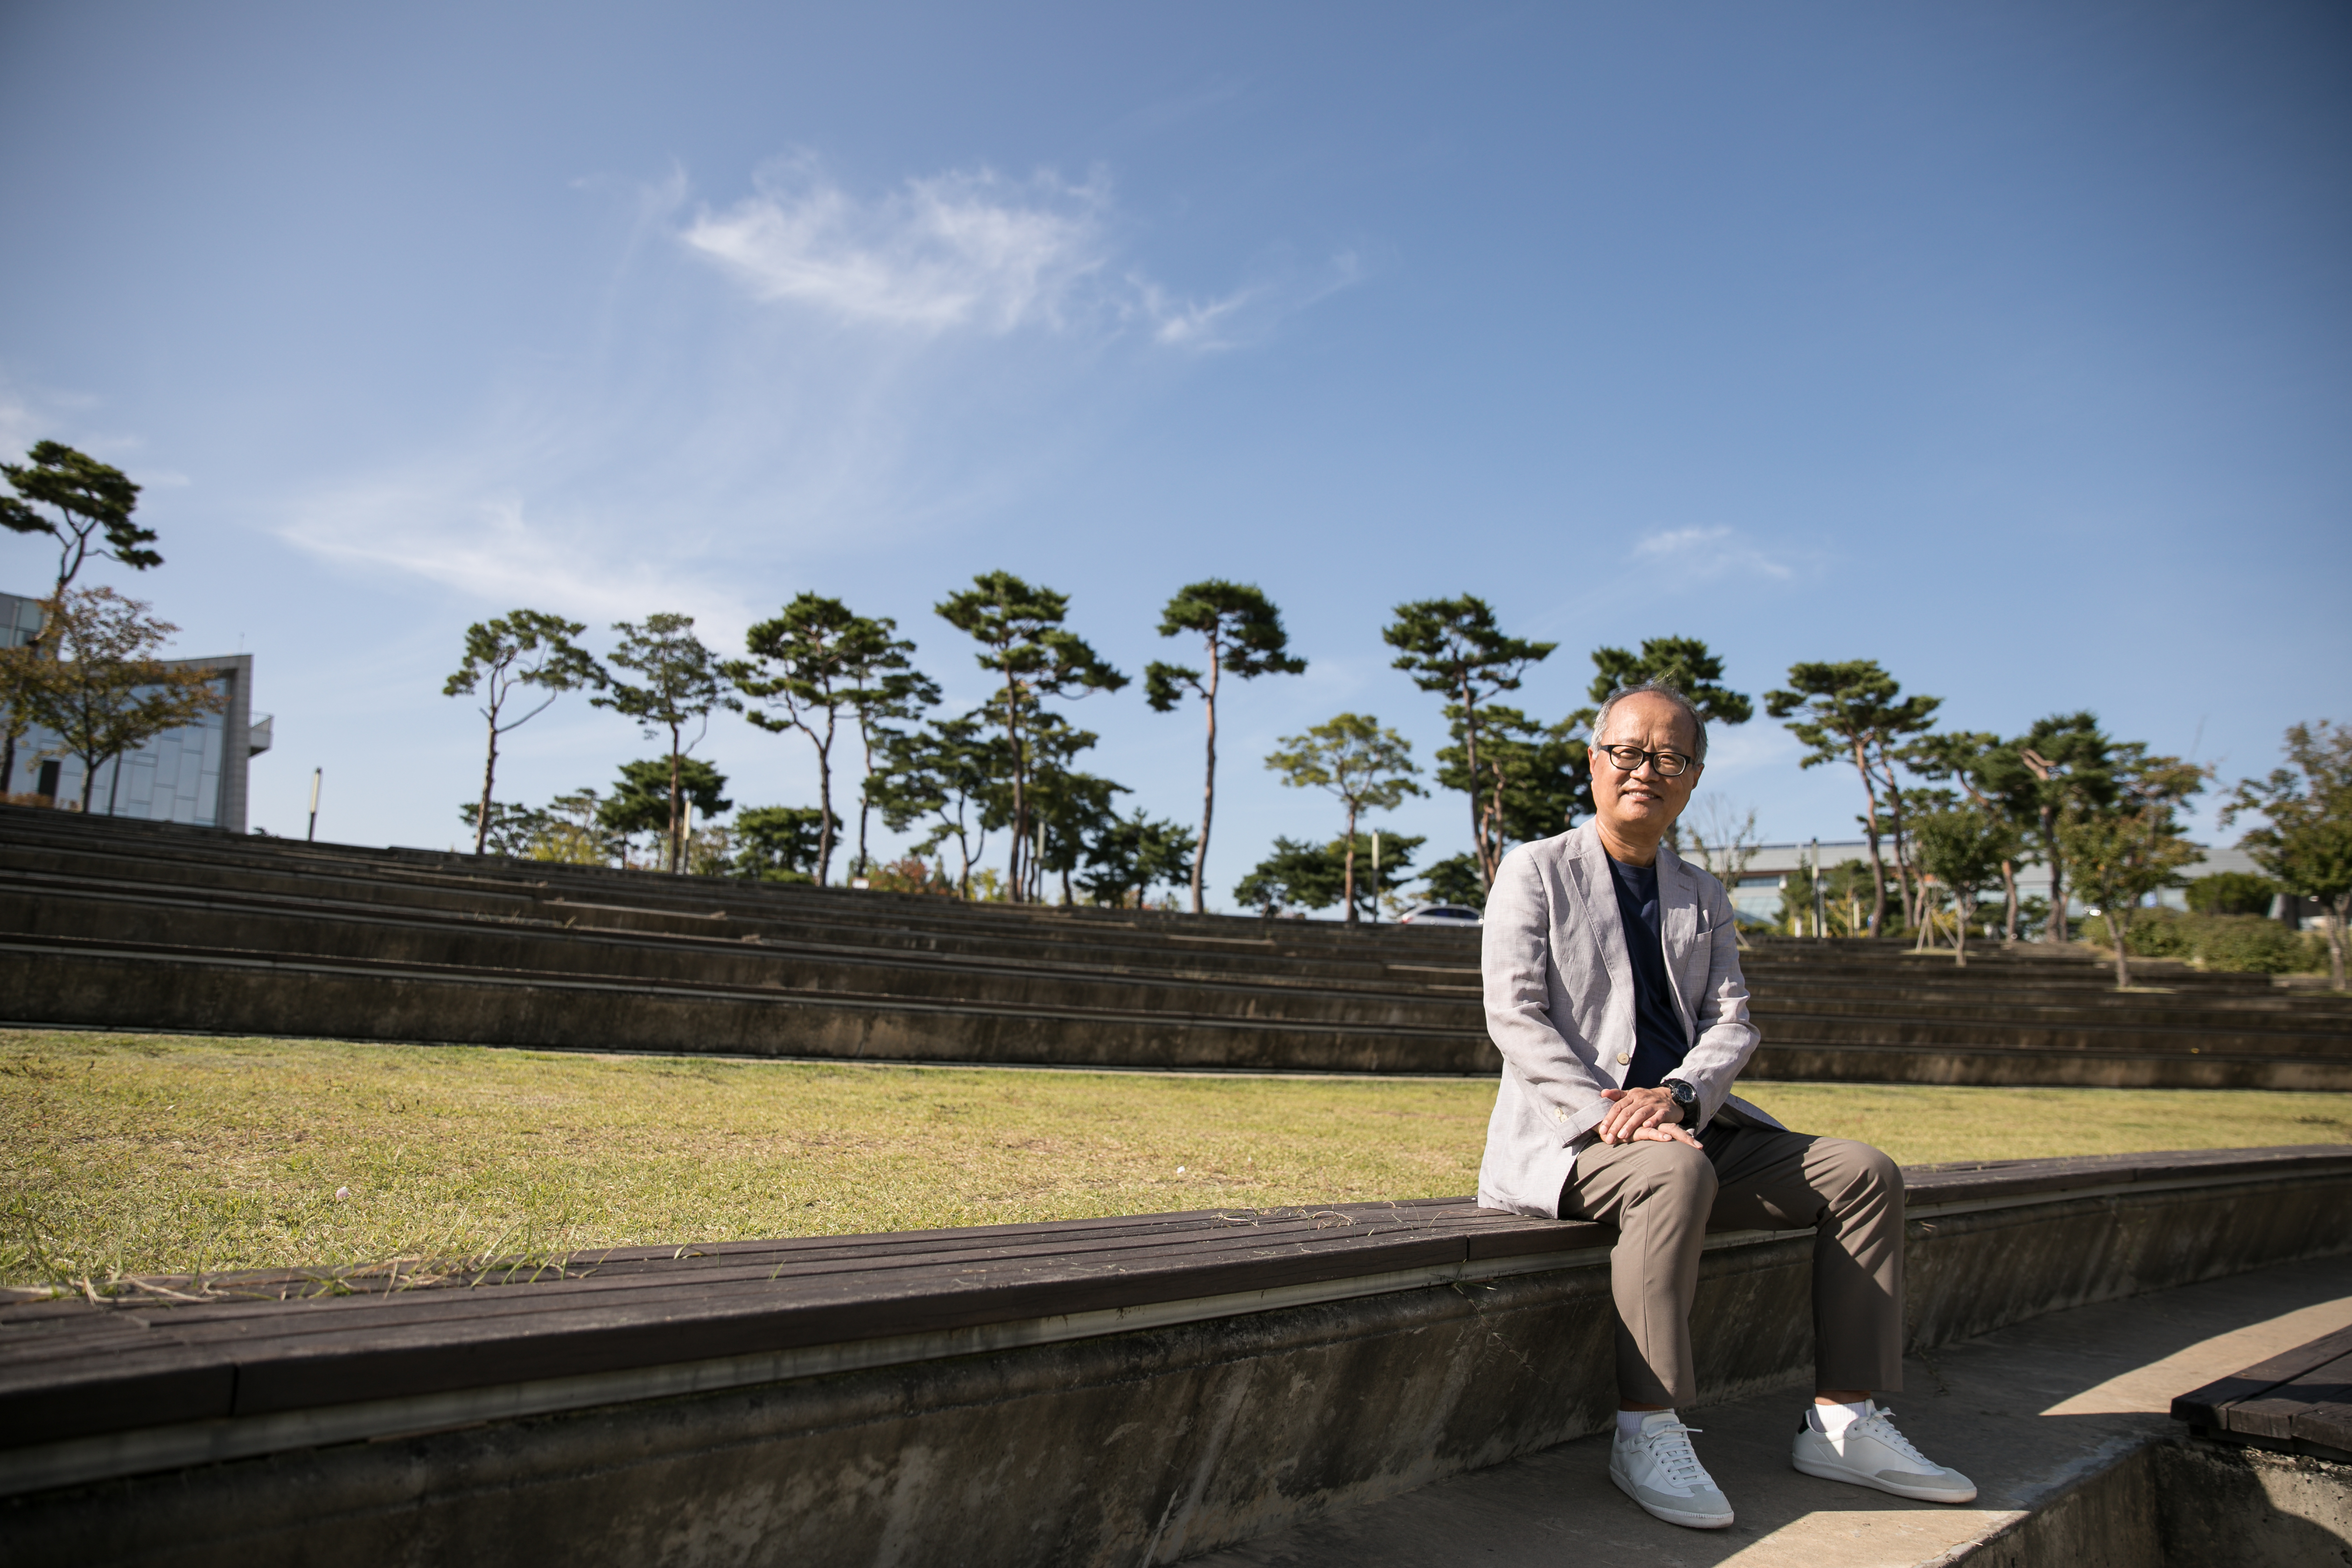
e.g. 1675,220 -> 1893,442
1596,1085 -> 1700,1148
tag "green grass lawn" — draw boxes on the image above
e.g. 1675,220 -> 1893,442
7,1028 -> 2351,1288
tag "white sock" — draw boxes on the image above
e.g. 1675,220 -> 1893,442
1810,1399 -> 1871,1437
1618,1407 -> 1671,1438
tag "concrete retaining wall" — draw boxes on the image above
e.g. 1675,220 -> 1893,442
4,1150 -> 2348,1568
1954,1438 -> 2352,1567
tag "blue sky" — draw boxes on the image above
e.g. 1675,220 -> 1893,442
2,2 -> 2345,902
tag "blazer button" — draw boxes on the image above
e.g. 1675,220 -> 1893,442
1616,1051 -> 1631,1065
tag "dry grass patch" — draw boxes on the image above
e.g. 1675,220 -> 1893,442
6,1028 -> 2349,1286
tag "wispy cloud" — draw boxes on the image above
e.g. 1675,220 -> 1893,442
679,157 -> 1358,351
681,160 -> 1112,334
282,478 -> 756,639
274,157 -> 1365,623
1632,525 -> 1797,582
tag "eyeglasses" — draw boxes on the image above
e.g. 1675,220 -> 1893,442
1596,744 -> 1694,778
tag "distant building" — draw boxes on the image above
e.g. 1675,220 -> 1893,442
0,588 -> 272,833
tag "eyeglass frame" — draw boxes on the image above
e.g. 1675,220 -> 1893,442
1594,743 -> 1697,778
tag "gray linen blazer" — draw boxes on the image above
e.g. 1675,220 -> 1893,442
1477,821 -> 1782,1218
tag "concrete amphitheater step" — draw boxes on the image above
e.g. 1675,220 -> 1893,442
7,850 -> 2326,1050
0,823 -> 1484,988
0,879 -> 1486,1033
5,805 -> 2346,1084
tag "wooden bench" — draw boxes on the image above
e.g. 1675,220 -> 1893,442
2173,1323 -> 2352,1461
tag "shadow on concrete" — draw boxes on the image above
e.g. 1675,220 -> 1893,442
1192,1255 -> 2352,1567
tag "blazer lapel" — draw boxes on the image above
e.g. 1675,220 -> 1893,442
1654,840 -> 1701,1046
1563,824 -> 1635,1021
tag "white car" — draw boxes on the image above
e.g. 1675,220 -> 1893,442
1398,903 -> 1483,927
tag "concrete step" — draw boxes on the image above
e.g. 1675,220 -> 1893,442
7,806 -> 2346,1084
0,837 -> 1474,989
13,874 -> 2338,1065
1186,1253 -> 2352,1567
8,837 -> 2326,1029
0,882 -> 1487,1031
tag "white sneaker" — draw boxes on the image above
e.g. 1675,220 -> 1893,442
1791,1402 -> 1978,1503
1610,1412 -> 1735,1529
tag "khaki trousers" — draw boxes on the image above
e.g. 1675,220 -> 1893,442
1561,1128 -> 1904,1407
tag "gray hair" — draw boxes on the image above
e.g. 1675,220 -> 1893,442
1591,681 -> 1708,764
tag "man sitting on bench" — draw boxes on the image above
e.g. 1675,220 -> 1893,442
1476,681 -> 1977,1530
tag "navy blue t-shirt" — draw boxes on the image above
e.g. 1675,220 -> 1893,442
1605,856 -> 1687,1090
1606,854 -> 1739,1158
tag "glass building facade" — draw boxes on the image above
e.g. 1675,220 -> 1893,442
1,589 -> 270,832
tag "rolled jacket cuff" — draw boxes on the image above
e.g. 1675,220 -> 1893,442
1559,1099 -> 1612,1144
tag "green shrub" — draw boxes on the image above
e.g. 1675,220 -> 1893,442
2079,908 -> 2324,973
2195,916 -> 2324,973
2081,908 -> 2197,958
2185,871 -> 2281,917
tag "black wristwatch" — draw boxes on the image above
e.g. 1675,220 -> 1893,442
1666,1078 -> 1698,1117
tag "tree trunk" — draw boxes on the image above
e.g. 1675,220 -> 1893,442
1483,757 -> 1507,870
813,716 -> 836,888
2040,809 -> 2068,943
855,728 -> 875,880
667,729 -> 685,874
2107,898 -> 2132,990
1002,670 -> 1027,902
1342,799 -> 1359,924
475,720 -> 499,854
1460,671 -> 1489,884
79,753 -> 97,812
1883,779 -> 1916,935
1953,889 -> 1968,966
2000,859 -> 2018,942
1192,654 -> 1219,916
2328,894 -> 2348,991
1853,741 -> 1887,937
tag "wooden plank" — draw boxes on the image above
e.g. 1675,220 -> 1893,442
2222,1350 -> 2352,1441
110,1211 -> 1505,1340
223,1231 -> 1482,1414
19,1200 -> 1520,1320
2171,1324 -> 2352,1428
1910,1147 -> 2352,1210
2290,1398 -> 2352,1453
0,1352 -> 236,1443
187,1219 -> 1481,1343
1463,1219 -> 1611,1261
0,1218 -> 1495,1407
7,1151 -> 2329,1372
